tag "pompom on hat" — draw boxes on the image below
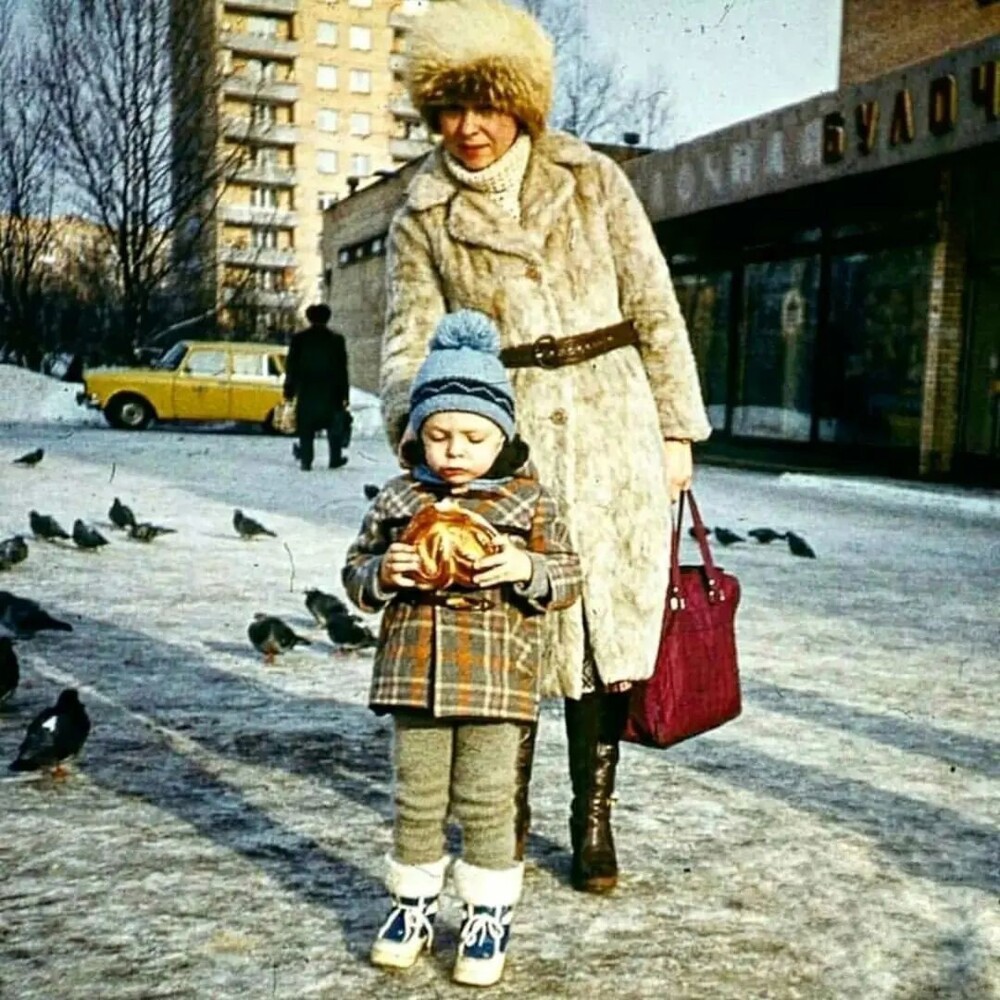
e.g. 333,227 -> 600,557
405,0 -> 554,139
409,310 -> 516,440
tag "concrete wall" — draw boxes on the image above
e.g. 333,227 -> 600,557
840,0 -> 1000,84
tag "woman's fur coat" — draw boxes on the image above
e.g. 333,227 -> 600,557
381,129 -> 711,698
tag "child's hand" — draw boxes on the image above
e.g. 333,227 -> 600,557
472,538 -> 533,588
379,543 -> 428,590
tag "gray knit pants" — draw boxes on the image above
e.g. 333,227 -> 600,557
392,713 -> 520,871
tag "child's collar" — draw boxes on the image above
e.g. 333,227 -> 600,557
411,464 -> 514,491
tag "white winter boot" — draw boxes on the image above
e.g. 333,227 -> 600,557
451,860 -> 524,987
370,854 -> 449,970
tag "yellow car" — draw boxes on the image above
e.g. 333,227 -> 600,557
78,340 -> 289,431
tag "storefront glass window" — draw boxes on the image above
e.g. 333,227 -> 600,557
734,256 -> 820,440
674,271 -> 730,430
820,246 -> 930,448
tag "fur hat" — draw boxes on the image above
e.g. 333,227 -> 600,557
406,0 -> 553,139
409,310 -> 516,440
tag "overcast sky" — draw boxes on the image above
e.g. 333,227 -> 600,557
585,0 -> 843,145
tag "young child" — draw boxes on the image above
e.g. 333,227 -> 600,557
342,309 -> 582,987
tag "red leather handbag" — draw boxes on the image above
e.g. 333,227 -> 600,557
623,490 -> 742,749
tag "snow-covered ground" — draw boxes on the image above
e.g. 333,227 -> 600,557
0,368 -> 997,999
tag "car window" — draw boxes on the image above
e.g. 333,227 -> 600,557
154,343 -> 188,371
232,353 -> 266,379
267,354 -> 285,377
185,350 -> 227,377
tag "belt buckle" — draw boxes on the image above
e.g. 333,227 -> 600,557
532,335 -> 560,369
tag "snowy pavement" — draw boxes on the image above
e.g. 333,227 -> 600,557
0,413 -> 997,999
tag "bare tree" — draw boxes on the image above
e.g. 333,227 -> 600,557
519,0 -> 672,146
0,15 -> 60,369
36,0 -> 241,360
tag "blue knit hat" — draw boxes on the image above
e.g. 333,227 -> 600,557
409,310 -> 515,439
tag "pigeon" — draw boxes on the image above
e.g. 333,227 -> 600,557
712,527 -> 745,546
0,554 -> 11,572
247,613 -> 311,663
13,447 -> 44,467
109,497 -> 137,530
687,525 -> 712,540
233,509 -> 276,539
29,510 -> 70,541
786,531 -> 817,559
304,588 -> 351,626
0,535 -> 29,565
748,528 -> 787,544
9,688 -> 91,777
128,522 -> 177,542
0,637 -> 19,704
326,612 -> 378,650
0,591 -> 73,638
72,520 -> 109,550
363,483 -> 380,501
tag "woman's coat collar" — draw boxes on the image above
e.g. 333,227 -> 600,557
404,131 -> 594,263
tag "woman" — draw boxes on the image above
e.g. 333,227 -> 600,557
380,0 -> 711,894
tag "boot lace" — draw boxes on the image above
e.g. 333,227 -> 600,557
459,908 -> 506,954
378,896 -> 436,947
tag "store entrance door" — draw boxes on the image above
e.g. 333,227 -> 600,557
961,264 -> 1000,460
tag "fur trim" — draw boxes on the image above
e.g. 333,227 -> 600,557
452,859 -> 524,906
385,853 -> 451,898
406,0 -> 553,138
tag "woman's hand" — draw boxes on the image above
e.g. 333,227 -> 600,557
472,537 -> 533,588
663,439 -> 693,501
378,542 -> 427,590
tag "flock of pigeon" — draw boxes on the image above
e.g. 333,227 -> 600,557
2,446 -> 378,780
690,523 -> 817,558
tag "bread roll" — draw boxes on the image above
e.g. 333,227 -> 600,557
400,499 -> 503,589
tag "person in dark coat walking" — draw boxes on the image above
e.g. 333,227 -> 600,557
283,303 -> 350,470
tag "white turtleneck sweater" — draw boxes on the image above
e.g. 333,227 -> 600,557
444,133 -> 532,221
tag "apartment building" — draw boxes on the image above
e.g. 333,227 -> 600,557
194,0 -> 431,338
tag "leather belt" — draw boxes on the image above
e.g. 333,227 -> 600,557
399,590 -> 498,611
499,320 -> 638,370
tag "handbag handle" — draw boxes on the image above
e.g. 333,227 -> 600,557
668,490 -> 725,609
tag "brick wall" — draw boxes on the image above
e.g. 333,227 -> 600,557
920,169 -> 966,475
840,0 -> 1000,85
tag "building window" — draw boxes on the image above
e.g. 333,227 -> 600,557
820,245 -> 931,449
250,103 -> 276,126
247,16 -> 277,37
350,152 -> 371,176
348,0 -> 373,7
349,69 -> 371,93
317,108 -> 339,132
317,21 -> 338,45
349,25 -> 372,50
733,256 -> 821,442
674,270 -> 731,432
349,112 -> 372,137
250,187 -> 278,208
317,150 -> 339,174
252,147 -> 278,168
252,227 -> 279,248
317,65 -> 338,90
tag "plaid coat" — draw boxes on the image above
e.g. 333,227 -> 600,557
342,472 -> 582,723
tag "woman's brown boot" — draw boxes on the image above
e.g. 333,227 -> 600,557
512,722 -> 537,861
565,692 -> 623,893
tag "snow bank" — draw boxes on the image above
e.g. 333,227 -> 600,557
0,362 -> 386,437
780,471 -> 1000,519
0,363 -> 104,427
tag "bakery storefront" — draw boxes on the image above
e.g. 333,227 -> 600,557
627,37 -> 999,482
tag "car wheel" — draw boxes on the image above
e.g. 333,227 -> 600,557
262,408 -> 278,434
106,394 -> 153,430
